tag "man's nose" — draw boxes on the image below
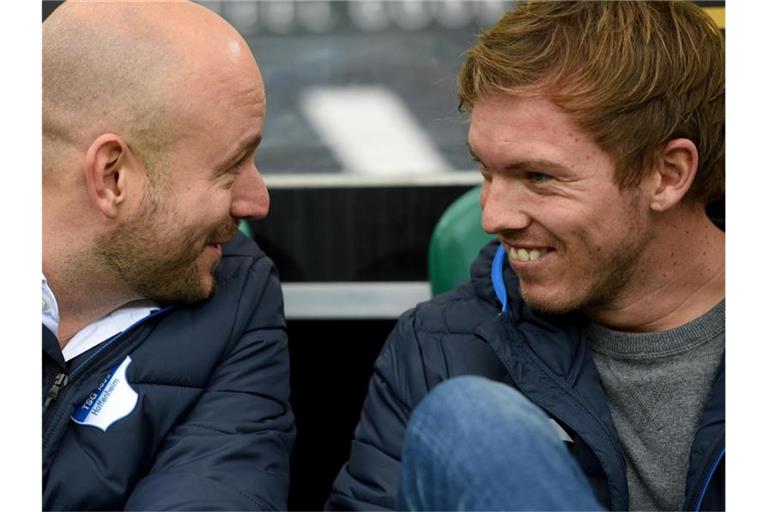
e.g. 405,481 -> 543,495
480,179 -> 531,234
230,163 -> 270,221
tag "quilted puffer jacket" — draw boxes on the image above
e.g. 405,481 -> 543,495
43,233 -> 295,510
329,240 -> 724,511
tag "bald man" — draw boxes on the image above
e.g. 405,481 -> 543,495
42,2 -> 294,509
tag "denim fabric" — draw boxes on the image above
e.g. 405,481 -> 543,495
398,376 -> 605,511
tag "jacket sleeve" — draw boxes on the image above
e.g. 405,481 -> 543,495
328,308 -> 431,511
124,255 -> 295,511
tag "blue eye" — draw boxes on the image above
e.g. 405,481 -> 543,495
528,172 -> 551,183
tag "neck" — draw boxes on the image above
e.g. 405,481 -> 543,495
44,186 -> 143,348
583,207 -> 725,332
44,250 -> 140,349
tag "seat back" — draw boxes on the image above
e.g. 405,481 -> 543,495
238,219 -> 254,239
428,186 -> 494,296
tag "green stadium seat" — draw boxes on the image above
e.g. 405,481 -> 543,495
428,185 -> 495,296
238,219 -> 254,239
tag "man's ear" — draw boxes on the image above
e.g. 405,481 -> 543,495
647,138 -> 699,212
83,133 -> 131,218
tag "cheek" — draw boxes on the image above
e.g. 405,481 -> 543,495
551,193 -> 626,236
183,190 -> 230,221
568,208 -> 642,258
207,188 -> 235,214
535,202 -> 593,243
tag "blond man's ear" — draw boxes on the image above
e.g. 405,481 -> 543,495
647,138 -> 699,212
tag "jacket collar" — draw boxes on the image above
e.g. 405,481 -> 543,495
490,244 -> 509,313
470,240 -> 725,510
471,240 -> 629,509
683,355 -> 725,511
471,241 -> 595,380
43,325 -> 66,372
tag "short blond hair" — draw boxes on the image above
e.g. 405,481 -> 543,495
458,1 -> 724,204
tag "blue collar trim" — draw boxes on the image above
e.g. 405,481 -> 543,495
491,244 -> 509,313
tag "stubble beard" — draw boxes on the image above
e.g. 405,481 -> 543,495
517,235 -> 645,314
95,187 -> 237,304
517,199 -> 648,315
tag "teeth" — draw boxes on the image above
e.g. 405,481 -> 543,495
509,247 -> 545,262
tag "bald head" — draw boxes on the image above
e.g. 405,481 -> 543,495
43,1 -> 262,179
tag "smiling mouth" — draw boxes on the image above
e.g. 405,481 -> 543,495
507,245 -> 553,262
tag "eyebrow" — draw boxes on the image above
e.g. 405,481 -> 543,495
466,141 -> 571,174
215,134 -> 262,176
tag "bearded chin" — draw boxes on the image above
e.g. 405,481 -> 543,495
95,215 -> 227,305
138,254 -> 213,304
518,282 -> 579,314
516,239 -> 643,315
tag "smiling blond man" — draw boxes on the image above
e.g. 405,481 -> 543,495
329,2 -> 724,510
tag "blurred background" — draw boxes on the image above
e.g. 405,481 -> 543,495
203,0 -> 509,174
204,5 -> 508,508
42,1 -> 725,508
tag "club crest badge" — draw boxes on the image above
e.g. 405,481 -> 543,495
72,356 -> 138,431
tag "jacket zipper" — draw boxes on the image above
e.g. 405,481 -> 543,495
43,373 -> 69,413
42,306 -> 173,445
694,447 -> 725,511
42,329 -> 132,445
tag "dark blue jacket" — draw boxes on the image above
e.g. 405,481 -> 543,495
43,234 -> 295,511
329,240 -> 724,511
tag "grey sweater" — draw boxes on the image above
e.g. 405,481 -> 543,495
588,301 -> 725,511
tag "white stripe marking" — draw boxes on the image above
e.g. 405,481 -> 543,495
299,86 -> 453,175
281,281 -> 431,319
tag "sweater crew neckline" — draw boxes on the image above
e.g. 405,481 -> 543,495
587,300 -> 725,359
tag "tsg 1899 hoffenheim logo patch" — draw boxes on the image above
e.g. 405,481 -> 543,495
72,356 -> 138,431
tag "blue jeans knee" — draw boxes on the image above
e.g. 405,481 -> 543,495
406,375 -> 561,453
399,376 -> 602,511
